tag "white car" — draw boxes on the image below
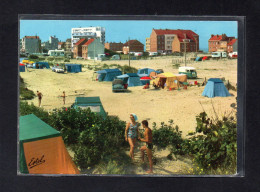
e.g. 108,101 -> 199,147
54,66 -> 64,73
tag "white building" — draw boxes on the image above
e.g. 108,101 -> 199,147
71,26 -> 105,51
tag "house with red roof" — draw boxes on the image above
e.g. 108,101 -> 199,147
150,29 -> 199,53
73,38 -> 88,58
208,34 -> 235,53
82,38 -> 104,59
105,42 -> 123,52
122,40 -> 144,54
227,39 -> 238,53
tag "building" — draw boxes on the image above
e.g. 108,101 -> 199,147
227,39 -> 238,53
145,38 -> 150,52
71,27 -> 105,51
64,38 -> 72,52
48,49 -> 65,56
82,39 -> 105,60
104,42 -> 123,52
41,36 -> 59,52
150,29 -> 199,53
122,40 -> 144,54
73,38 -> 88,58
58,42 -> 65,50
208,34 -> 235,53
21,36 -> 41,54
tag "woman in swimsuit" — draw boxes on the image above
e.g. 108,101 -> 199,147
125,113 -> 139,160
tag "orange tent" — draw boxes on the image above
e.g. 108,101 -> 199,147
19,114 -> 80,174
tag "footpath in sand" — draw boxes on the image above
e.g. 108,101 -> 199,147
20,56 -> 237,175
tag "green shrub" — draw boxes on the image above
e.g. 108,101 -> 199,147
19,76 -> 35,100
152,120 -> 184,149
64,58 -> 70,62
19,101 -> 50,124
119,65 -> 138,74
184,112 -> 237,172
28,55 -> 39,59
47,57 -> 55,61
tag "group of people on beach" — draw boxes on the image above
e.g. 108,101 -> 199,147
36,90 -> 66,107
125,113 -> 153,174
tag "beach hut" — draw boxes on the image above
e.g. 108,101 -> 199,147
151,72 -> 179,89
19,63 -> 25,72
72,97 -> 107,118
19,114 -> 80,174
202,78 -> 231,98
33,62 -> 50,69
97,69 -> 122,81
116,73 -> 143,87
195,56 -> 202,61
65,64 -> 82,73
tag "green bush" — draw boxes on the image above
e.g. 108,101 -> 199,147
119,65 -> 138,74
152,120 -> 184,149
47,57 -> 55,61
19,76 -> 35,100
183,112 -> 237,172
28,55 -> 39,60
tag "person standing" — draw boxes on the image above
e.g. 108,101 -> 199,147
125,113 -> 140,160
139,120 -> 153,174
60,91 -> 66,105
36,90 -> 43,107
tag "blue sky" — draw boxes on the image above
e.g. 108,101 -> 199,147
20,20 -> 237,51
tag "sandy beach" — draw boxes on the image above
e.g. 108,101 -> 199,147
20,56 -> 237,137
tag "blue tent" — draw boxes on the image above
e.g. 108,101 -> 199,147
65,64 -> 82,73
33,62 -> 50,69
195,56 -> 202,61
202,78 -> 231,98
19,64 -> 25,72
97,69 -> 122,81
116,73 -> 142,87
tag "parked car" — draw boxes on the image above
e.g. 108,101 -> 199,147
178,66 -> 197,79
26,64 -> 33,68
54,66 -> 65,73
112,79 -> 128,92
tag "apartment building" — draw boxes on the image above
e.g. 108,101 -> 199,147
82,39 -> 105,60
21,36 -> 41,54
71,27 -> 105,51
122,40 -> 144,54
227,39 -> 238,53
104,42 -> 123,52
208,34 -> 235,53
150,29 -> 199,53
73,38 -> 88,58
145,38 -> 150,52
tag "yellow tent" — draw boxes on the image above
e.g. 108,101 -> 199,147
151,72 -> 179,89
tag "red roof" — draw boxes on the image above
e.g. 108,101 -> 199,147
209,35 -> 223,41
82,39 -> 95,46
24,36 -> 39,39
75,38 -> 88,46
123,40 -> 143,46
58,42 -> 65,45
227,39 -> 237,46
153,29 -> 198,42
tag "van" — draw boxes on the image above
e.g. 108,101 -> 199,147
149,52 -> 158,56
212,51 -> 227,58
178,66 -> 197,79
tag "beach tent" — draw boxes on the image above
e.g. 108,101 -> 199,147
195,56 -> 202,61
140,76 -> 151,85
33,62 -> 50,69
97,69 -> 122,81
19,63 -> 25,72
151,72 -> 179,89
174,74 -> 188,83
72,97 -> 107,118
202,78 -> 231,98
19,114 -> 80,174
116,73 -> 142,87
65,64 -> 82,73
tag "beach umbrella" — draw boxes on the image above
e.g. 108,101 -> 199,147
19,63 -> 25,66
140,76 -> 151,80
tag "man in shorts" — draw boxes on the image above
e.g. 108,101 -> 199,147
36,90 -> 43,107
139,120 -> 153,174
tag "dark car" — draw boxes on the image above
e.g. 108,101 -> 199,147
112,79 -> 128,92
